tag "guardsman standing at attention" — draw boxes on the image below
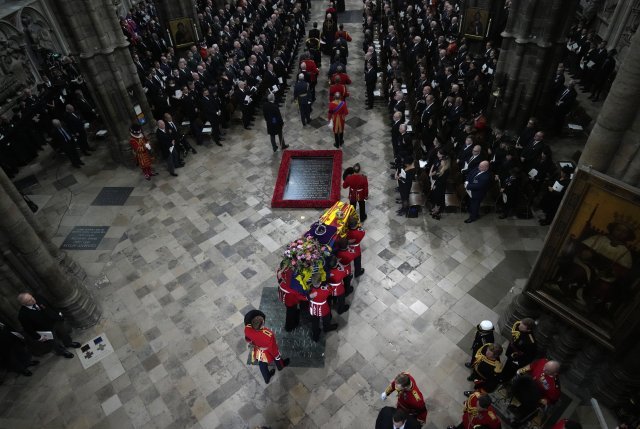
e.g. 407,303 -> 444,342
447,392 -> 501,429
466,344 -> 503,396
381,372 -> 428,426
244,309 -> 289,384
502,318 -> 537,382
309,274 -> 338,342
466,320 -> 495,369
277,262 -> 308,332
343,163 -> 369,221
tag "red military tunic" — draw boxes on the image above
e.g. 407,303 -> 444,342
462,392 -> 501,429
343,173 -> 369,202
328,265 -> 348,297
552,419 -> 570,429
346,227 -> 365,246
309,286 -> 332,316
277,268 -> 307,307
329,83 -> 349,101
530,359 -> 561,404
337,244 -> 361,270
244,325 -> 281,364
334,30 -> 353,42
384,372 -> 428,423
301,59 -> 319,83
331,72 -> 352,85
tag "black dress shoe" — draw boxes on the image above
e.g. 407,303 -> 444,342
29,360 -> 40,366
498,214 -> 508,219
334,143 -> 339,148
281,144 -> 289,149
337,305 -> 350,314
266,369 -> 276,383
464,362 -> 472,369
325,323 -> 338,332
62,351 -> 74,359
244,126 -> 251,130
68,342 -> 81,348
215,141 -> 223,147
355,269 -> 365,277
170,173 -> 178,177
282,358 -> 290,367
82,152 -> 91,156
22,369 -> 33,376
464,218 -> 475,223
464,390 -> 474,397
273,146 -> 278,152
219,137 -> 226,141
79,161 -> 86,165
191,149 -> 197,154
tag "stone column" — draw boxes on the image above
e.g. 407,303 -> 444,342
580,28 -> 640,185
488,0 -> 579,130
0,170 -> 100,328
48,0 -> 153,164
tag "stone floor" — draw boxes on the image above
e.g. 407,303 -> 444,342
0,2 -> 596,428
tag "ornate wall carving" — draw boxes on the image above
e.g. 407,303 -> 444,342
0,0 -> 65,112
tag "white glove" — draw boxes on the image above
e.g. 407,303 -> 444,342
381,392 -> 387,401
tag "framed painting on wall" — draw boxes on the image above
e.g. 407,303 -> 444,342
463,7 -> 489,39
525,167 -> 640,349
169,18 -> 195,48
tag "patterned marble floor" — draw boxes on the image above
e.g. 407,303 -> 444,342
0,2 -> 580,428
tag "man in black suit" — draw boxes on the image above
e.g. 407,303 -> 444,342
375,407 -> 420,429
63,104 -> 92,155
17,292 -> 80,359
51,119 -> 83,168
200,88 -> 223,146
293,74 -> 312,126
465,161 -> 492,223
365,61 -> 377,109
164,113 -> 196,157
156,120 -> 179,177
263,93 -> 288,152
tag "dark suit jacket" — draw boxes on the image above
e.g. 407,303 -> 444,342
156,128 -> 174,159
50,126 -> 75,150
63,111 -> 86,135
262,101 -> 283,135
466,169 -> 492,200
18,301 -> 63,340
375,406 -> 420,429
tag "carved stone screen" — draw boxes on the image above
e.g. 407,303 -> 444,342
282,157 -> 334,200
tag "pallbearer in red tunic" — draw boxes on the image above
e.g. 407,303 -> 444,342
308,273 -> 338,342
447,392 -> 501,429
343,163 -> 369,221
277,263 -> 307,331
328,93 -> 349,148
129,124 -> 156,180
244,309 -> 289,384
381,372 -> 428,425
336,237 -> 364,278
327,255 -> 350,314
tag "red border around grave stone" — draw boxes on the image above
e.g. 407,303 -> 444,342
271,150 -> 343,208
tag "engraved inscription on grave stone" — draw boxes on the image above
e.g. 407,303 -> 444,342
282,157 -> 334,201
61,226 -> 109,250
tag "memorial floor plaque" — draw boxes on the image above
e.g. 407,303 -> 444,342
61,226 -> 109,250
272,150 -> 342,208
92,187 -> 134,206
283,157 -> 333,200
247,287 -> 325,368
13,175 -> 39,192
77,333 -> 115,369
53,174 -> 78,190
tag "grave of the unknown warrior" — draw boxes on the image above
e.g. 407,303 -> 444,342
271,150 -> 343,208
